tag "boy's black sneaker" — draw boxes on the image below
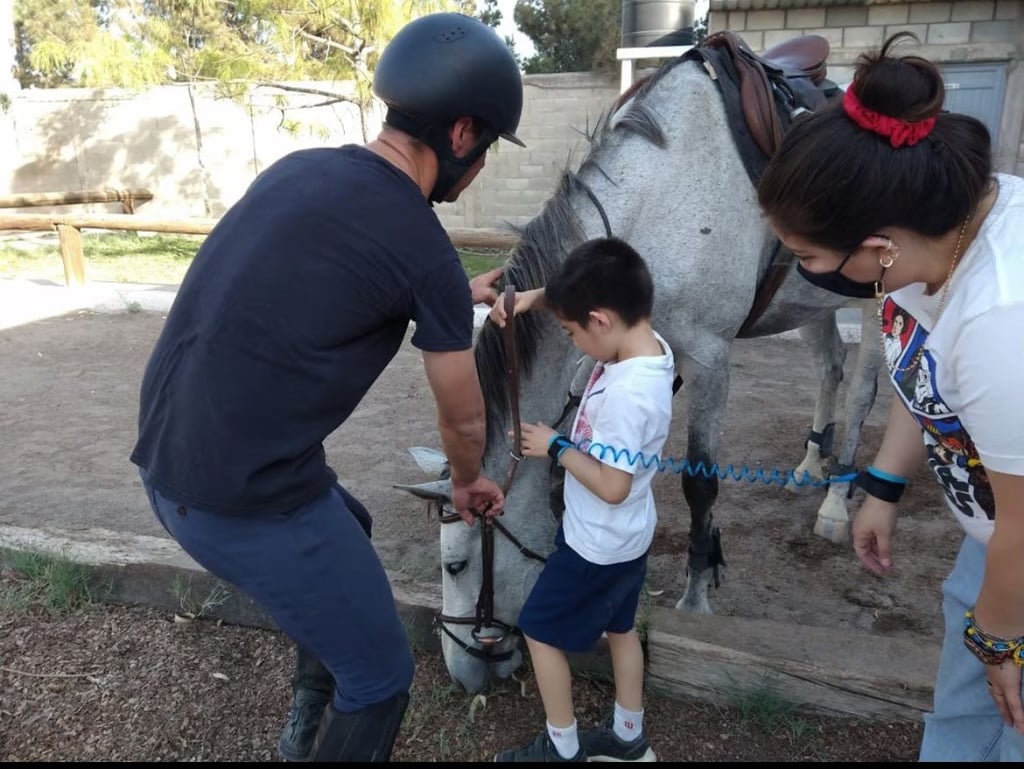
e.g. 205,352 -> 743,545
578,716 -> 656,762
494,731 -> 586,762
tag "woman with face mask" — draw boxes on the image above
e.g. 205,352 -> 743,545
757,31 -> 1024,763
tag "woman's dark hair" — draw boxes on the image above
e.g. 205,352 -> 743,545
545,236 -> 654,327
757,32 -> 992,252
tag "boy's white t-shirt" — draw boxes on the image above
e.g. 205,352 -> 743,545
562,330 -> 675,565
882,172 -> 1024,545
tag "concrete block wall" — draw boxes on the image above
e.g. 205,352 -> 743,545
708,1 -> 1024,176
0,73 -> 624,231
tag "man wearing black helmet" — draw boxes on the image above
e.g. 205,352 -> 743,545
129,12 -> 525,763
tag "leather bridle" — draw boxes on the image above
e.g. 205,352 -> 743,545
433,285 -> 578,663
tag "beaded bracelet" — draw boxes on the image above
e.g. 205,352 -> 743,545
962,609 -> 1024,668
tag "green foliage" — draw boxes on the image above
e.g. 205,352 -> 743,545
0,232 -> 205,285
12,0 -> 477,105
725,675 -> 816,741
1,548 -> 101,614
457,248 -> 508,279
514,0 -> 621,74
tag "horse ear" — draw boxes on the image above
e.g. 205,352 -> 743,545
392,480 -> 452,503
408,446 -> 449,476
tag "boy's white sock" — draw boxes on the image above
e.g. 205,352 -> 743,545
613,701 -> 644,742
547,719 -> 580,759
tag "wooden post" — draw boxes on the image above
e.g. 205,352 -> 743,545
56,224 -> 87,287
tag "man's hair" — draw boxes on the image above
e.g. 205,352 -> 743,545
544,236 -> 654,328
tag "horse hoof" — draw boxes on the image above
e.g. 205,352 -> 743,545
674,595 -> 713,615
813,515 -> 849,544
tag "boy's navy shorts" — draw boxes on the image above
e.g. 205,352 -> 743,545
517,525 -> 649,653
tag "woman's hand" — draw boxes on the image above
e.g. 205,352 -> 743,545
851,496 -> 899,575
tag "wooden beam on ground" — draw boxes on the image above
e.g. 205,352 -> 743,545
0,188 -> 154,212
644,606 -> 938,722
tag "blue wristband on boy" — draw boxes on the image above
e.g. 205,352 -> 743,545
547,434 -> 574,463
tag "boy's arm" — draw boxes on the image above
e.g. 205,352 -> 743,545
519,421 -> 632,504
557,446 -> 633,505
488,287 -> 546,328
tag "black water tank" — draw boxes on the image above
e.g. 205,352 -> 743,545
621,0 -> 695,48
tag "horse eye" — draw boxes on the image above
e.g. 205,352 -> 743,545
444,561 -> 468,577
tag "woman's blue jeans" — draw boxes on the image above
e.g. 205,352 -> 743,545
920,535 -> 1024,761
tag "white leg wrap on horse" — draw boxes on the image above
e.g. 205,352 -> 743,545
788,440 -> 825,496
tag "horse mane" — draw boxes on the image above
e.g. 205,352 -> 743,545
475,56 -> 689,454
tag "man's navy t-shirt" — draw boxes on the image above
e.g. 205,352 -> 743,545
130,145 -> 475,514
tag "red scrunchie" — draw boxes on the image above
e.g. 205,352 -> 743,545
842,87 -> 936,148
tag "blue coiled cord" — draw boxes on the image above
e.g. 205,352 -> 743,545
573,440 -> 859,488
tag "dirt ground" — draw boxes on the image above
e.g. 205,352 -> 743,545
0,305 -> 960,760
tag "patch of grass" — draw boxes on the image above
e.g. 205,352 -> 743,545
0,232 -> 204,284
724,676 -> 816,742
170,574 -> 232,621
458,248 -> 509,279
0,548 -> 101,614
401,676 -> 478,760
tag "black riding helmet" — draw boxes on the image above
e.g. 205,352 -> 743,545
373,12 -> 525,203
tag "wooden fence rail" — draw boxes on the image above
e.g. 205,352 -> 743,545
0,188 -> 154,214
0,212 -> 518,287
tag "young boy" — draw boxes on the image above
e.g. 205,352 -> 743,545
490,236 -> 674,763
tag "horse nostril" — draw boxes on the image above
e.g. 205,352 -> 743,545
445,561 -> 467,576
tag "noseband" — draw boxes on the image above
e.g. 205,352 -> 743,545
434,286 -> 578,664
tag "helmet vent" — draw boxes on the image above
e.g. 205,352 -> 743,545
436,26 -> 466,43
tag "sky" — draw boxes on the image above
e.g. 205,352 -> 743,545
483,0 -> 710,61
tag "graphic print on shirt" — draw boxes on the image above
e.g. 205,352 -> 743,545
881,297 -> 994,521
571,363 -> 604,450
880,302 -> 914,371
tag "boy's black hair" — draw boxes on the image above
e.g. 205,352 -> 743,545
544,236 -> 654,327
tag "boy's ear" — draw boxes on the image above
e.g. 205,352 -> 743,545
588,308 -> 614,330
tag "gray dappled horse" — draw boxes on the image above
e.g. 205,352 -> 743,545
397,37 -> 883,694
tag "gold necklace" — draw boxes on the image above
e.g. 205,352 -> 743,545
878,215 -> 972,375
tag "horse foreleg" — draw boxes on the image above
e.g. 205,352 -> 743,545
814,300 -> 883,543
788,312 -> 846,495
675,344 -> 730,615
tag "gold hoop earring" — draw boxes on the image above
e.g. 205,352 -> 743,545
879,239 -> 899,269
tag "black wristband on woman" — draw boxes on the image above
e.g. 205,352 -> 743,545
855,465 -> 908,503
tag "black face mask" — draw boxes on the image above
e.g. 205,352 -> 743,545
796,248 -> 884,299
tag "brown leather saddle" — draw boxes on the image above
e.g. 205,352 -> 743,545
680,31 -> 841,336
693,30 -> 836,162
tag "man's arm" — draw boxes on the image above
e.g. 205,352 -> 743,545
422,348 -> 504,523
421,349 -> 486,484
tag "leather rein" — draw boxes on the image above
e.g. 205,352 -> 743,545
433,285 -> 568,663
